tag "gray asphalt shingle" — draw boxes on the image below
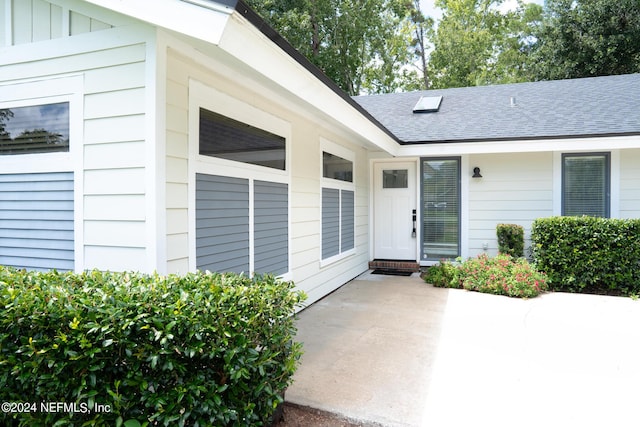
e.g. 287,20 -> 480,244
353,73 -> 640,144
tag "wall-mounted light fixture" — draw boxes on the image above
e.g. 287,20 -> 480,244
472,167 -> 482,178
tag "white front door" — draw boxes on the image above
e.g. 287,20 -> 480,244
374,162 -> 417,260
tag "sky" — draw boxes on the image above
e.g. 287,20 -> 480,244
420,0 -> 545,21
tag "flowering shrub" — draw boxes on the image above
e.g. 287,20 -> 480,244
424,253 -> 548,298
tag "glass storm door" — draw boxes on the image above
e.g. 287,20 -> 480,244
421,158 -> 460,261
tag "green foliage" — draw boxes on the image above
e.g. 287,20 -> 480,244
424,253 -> 547,298
531,216 -> 640,295
530,0 -> 640,81
422,260 -> 461,288
0,268 -> 306,426
460,253 -> 547,298
246,0 -> 424,95
428,0 -> 542,88
496,223 -> 524,258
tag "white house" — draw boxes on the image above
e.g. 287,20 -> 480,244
1,0 -> 639,306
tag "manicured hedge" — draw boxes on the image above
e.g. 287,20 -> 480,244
0,268 -> 306,426
531,216 -> 640,295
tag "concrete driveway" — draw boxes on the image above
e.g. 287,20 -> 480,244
286,271 -> 640,426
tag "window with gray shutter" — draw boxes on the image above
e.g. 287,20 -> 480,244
322,187 -> 355,260
0,172 -> 74,271
254,181 -> 288,275
196,174 -> 250,274
562,153 -> 610,217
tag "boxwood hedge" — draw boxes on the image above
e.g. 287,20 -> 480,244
0,268 -> 306,426
531,216 -> 640,295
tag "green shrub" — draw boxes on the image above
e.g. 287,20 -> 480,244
531,216 -> 640,295
0,268 -> 306,427
460,253 -> 547,298
424,254 -> 547,298
496,223 -> 524,258
422,261 -> 461,288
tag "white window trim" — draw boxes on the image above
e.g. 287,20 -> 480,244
187,79 -> 292,279
320,138 -> 356,267
0,75 -> 84,271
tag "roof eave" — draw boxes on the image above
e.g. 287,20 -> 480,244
397,132 -> 640,157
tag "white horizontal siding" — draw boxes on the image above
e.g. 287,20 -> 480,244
84,246 -> 146,271
84,168 -> 146,195
84,220 -> 146,247
84,87 -> 145,119
84,141 -> 145,170
620,148 -> 640,219
85,115 -> 146,145
84,195 -> 145,221
164,54 -> 190,270
0,41 -> 146,82
467,152 -> 553,257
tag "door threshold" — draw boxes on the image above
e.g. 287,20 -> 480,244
368,260 -> 420,272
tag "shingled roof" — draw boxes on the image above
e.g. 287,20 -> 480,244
353,73 -> 640,144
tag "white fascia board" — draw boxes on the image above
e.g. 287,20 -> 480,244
218,13 -> 400,156
397,134 -> 640,157
82,0 -> 232,45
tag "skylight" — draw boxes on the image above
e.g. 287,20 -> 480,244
413,95 -> 443,113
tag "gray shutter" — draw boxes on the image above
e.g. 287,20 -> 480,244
0,172 -> 74,271
196,174 -> 250,273
254,180 -> 288,275
341,190 -> 354,252
322,187 -> 340,259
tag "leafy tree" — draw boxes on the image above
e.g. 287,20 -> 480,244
245,0 -> 424,94
530,0 -> 640,80
408,0 -> 435,89
428,0 -> 541,88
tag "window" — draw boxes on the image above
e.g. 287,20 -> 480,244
562,153 -> 610,217
0,102 -> 70,154
323,152 -> 352,182
383,169 -> 408,188
195,174 -> 289,276
199,108 -> 286,170
422,158 -> 460,260
322,188 -> 354,259
321,146 -> 355,262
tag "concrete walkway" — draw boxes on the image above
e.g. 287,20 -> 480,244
286,271 -> 640,426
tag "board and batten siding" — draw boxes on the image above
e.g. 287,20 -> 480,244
0,172 -> 74,271
467,152 -> 554,257
620,148 -> 640,219
7,0 -> 115,46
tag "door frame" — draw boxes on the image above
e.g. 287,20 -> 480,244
370,158 -> 421,262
